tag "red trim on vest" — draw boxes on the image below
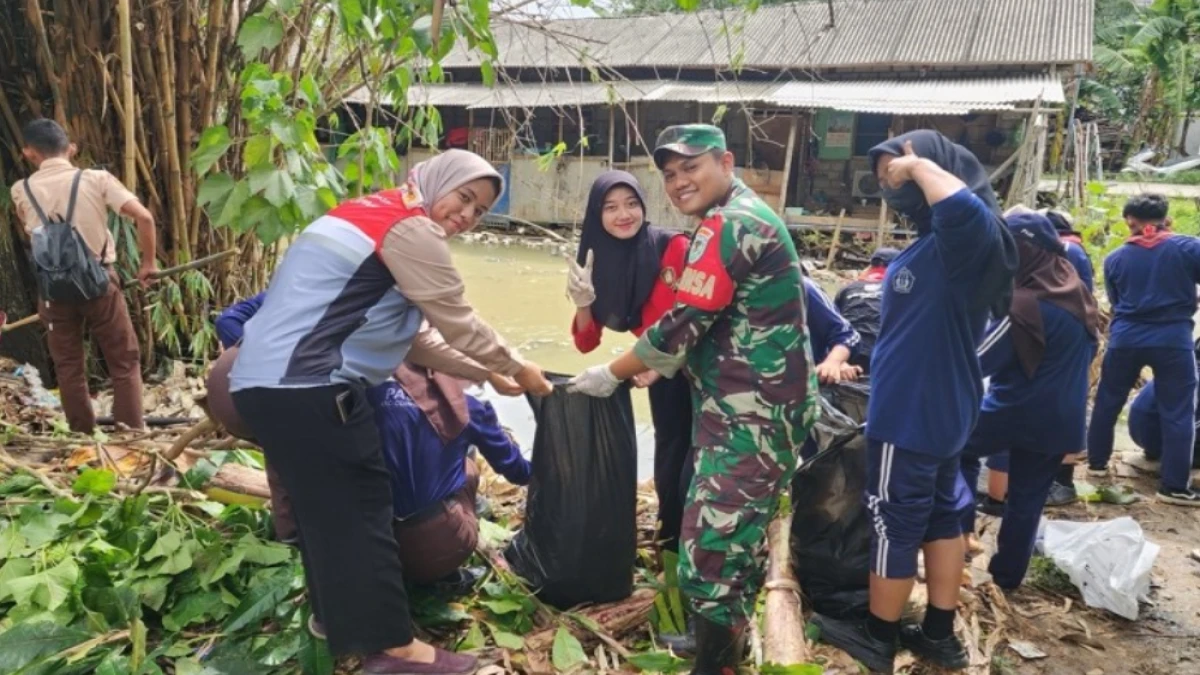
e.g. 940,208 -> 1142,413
327,187 -> 428,251
676,216 -> 735,312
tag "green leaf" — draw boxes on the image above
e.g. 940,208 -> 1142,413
192,125 -> 234,175
147,541 -> 195,576
480,598 -> 524,615
237,14 -> 285,58
485,623 -> 524,650
339,0 -> 364,26
130,617 -> 146,672
19,510 -> 72,550
200,546 -> 246,587
409,594 -> 472,626
243,135 -> 274,168
215,180 -> 252,228
198,172 -> 236,215
299,75 -> 322,107
238,535 -> 293,566
72,468 -> 116,496
143,530 -> 182,561
298,625 -> 335,675
174,658 -> 222,675
223,568 -> 294,632
0,524 -> 28,558
0,622 -> 90,673
9,558 -> 80,611
132,576 -> 170,612
458,622 -> 486,652
480,61 -> 496,87
1099,484 -> 1139,505
162,591 -> 228,632
0,559 -> 35,602
551,627 -> 586,672
95,651 -> 131,675
759,665 -> 824,675
270,119 -> 302,146
626,651 -> 687,673
803,620 -> 821,641
248,166 -> 297,208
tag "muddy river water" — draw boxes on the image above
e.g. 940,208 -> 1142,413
450,240 -> 658,478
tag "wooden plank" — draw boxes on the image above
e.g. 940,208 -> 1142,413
777,111 -> 799,215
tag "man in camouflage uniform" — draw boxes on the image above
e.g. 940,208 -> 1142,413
568,124 -> 819,674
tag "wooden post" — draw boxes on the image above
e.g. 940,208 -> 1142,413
117,0 -> 136,190
746,111 -> 754,166
762,513 -> 810,664
777,110 -> 800,215
875,200 -> 888,247
825,209 -> 846,268
608,105 -> 615,165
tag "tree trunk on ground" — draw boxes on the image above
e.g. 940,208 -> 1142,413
762,512 -> 810,665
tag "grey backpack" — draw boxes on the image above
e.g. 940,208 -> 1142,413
23,170 -> 111,303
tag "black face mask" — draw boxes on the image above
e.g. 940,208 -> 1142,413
880,182 -> 932,233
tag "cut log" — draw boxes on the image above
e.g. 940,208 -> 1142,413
762,512 -> 810,665
204,462 -> 271,506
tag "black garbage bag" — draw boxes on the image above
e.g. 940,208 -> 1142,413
790,380 -> 871,620
504,374 -> 638,608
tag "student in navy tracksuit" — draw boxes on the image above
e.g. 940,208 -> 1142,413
813,131 -> 1017,674
1128,339 -> 1200,468
805,276 -> 863,384
1087,194 -> 1200,506
958,212 -> 1099,589
215,292 -> 265,349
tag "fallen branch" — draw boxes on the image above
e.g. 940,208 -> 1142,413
524,588 -> 655,652
0,450 -> 74,499
762,512 -> 810,664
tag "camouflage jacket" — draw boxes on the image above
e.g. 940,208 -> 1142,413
634,178 -> 819,448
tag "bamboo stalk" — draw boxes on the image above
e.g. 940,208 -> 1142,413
153,2 -> 187,262
178,0 -> 197,251
762,513 -> 809,664
118,0 -> 136,190
24,0 -> 67,127
825,209 -> 846,268
198,0 -> 225,129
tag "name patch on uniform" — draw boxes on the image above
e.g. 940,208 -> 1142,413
677,267 -> 717,301
660,266 -> 677,288
892,267 -> 915,294
688,227 -> 714,265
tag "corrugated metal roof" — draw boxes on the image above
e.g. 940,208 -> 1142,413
441,0 -> 1092,71
351,74 -> 1064,114
766,74 -> 1065,114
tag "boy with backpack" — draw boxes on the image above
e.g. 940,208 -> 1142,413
9,119 -> 158,434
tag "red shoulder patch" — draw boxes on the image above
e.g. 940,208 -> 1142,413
676,215 -> 735,312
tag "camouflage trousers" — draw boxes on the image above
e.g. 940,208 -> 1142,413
677,424 -> 800,628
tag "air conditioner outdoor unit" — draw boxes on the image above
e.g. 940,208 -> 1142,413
852,170 -> 882,199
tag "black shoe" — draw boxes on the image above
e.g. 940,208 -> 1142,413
426,567 -> 483,597
1156,488 -> 1200,507
812,614 -> 896,674
977,495 -> 1006,517
899,624 -> 968,670
690,616 -> 746,675
1045,482 -> 1077,507
660,617 -> 696,656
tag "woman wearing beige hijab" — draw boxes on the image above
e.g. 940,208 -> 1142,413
229,149 -> 551,675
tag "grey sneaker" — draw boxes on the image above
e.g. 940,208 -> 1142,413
1045,482 -> 1077,507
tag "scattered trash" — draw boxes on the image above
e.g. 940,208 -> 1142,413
1099,484 -> 1140,505
1008,639 -> 1048,660
1040,517 -> 1160,620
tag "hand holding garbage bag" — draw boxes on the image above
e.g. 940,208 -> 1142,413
567,364 -> 621,397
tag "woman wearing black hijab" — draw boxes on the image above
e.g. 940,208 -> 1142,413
813,132 -> 1017,674
565,170 -> 693,554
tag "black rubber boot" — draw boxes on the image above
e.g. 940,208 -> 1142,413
813,613 -> 896,674
659,617 -> 696,656
690,616 -> 746,675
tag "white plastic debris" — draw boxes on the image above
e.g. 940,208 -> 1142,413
1039,517 -> 1159,620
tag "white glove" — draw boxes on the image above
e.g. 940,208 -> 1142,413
565,250 -> 596,308
567,364 -> 621,398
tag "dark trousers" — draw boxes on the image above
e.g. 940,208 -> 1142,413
648,373 -> 695,554
233,385 -> 412,656
37,269 -> 144,433
393,459 -> 480,583
1087,346 -> 1197,492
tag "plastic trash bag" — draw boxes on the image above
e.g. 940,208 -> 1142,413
1038,517 -> 1159,620
504,374 -> 638,608
790,381 -> 871,620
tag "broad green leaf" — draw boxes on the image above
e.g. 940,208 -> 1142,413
238,535 -> 293,566
9,558 -> 80,611
19,510 -> 72,549
551,627 -> 586,672
409,595 -> 472,626
132,576 -> 171,612
269,119 -> 302,146
0,474 -> 38,495
480,598 -> 524,615
223,568 -> 294,632
294,187 -> 326,220
759,665 -> 824,675
299,75 -> 322,107
162,591 -> 228,632
143,530 -> 182,561
297,627 -> 335,675
200,546 -> 246,586
485,623 -> 524,650
480,61 -> 496,87
0,524 -> 27,558
237,15 -> 285,58
339,0 -> 364,26
458,622 -> 486,652
0,559 -> 35,601
248,166 -> 297,208
72,468 -> 116,496
0,621 -> 90,673
198,172 -> 236,215
243,135 -> 274,168
95,651 -> 131,675
192,125 -> 233,175
147,542 -> 195,576
626,651 -> 688,673
174,658 -> 222,675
